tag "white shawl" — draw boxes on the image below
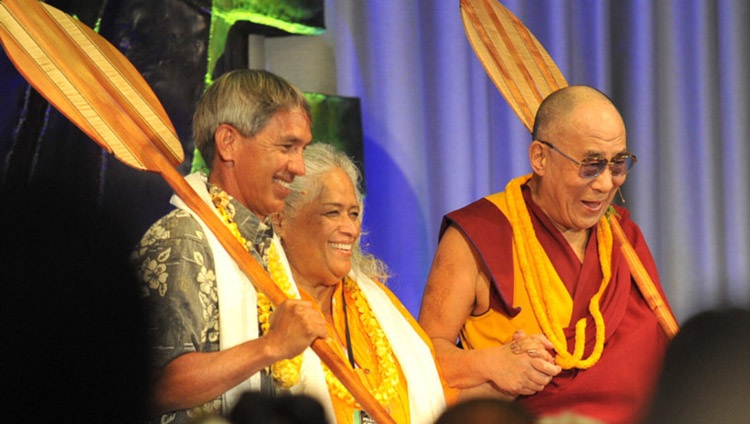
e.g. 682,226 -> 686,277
170,172 -> 262,414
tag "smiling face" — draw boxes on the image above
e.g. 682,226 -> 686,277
231,108 -> 312,218
532,98 -> 628,233
276,167 -> 361,291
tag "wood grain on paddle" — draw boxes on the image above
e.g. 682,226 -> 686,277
460,0 -> 566,132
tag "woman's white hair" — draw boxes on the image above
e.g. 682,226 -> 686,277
281,143 -> 390,283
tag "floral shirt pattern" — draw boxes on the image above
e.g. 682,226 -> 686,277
130,183 -> 273,424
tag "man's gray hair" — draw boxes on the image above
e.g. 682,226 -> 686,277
193,69 -> 311,168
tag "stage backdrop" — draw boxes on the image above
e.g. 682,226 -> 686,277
316,0 -> 750,321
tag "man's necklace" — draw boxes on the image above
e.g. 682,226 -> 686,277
210,188 -> 304,388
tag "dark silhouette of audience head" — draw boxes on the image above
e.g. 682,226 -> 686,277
435,397 -> 535,424
642,307 -> 750,424
227,391 -> 329,424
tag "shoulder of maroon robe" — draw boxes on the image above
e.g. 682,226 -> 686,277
441,197 -> 520,317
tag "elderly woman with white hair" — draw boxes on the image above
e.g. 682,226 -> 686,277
267,142 -> 453,424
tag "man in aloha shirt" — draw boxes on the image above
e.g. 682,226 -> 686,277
130,69 -> 325,423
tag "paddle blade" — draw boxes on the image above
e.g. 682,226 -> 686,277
460,0 -> 568,132
0,0 -> 184,170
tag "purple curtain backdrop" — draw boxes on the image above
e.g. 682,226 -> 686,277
2,0 -> 749,327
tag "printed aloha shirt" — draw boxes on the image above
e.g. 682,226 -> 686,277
130,183 -> 273,423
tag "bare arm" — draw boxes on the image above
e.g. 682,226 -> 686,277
418,225 -> 561,399
150,298 -> 328,414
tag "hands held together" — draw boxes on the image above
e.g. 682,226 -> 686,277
493,330 -> 562,397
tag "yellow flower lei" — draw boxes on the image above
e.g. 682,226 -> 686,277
258,243 -> 304,388
322,276 -> 400,409
209,189 -> 303,388
506,175 -> 612,369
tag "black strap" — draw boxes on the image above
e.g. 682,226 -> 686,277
341,284 -> 356,368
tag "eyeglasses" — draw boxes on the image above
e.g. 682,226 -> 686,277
537,140 -> 637,179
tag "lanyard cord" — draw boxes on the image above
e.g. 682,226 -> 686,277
341,284 -> 357,369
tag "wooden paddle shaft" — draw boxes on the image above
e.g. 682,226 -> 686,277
609,218 -> 679,338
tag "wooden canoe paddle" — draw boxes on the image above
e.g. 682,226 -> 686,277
460,0 -> 678,338
0,1 -> 395,421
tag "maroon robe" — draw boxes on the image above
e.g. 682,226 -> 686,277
442,186 -> 672,424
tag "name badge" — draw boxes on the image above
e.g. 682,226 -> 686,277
353,410 -> 377,424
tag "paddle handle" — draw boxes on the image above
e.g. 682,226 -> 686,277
610,218 -> 679,338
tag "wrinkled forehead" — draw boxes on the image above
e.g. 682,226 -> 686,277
556,101 -> 627,151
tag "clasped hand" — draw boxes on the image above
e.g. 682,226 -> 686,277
491,329 -> 562,397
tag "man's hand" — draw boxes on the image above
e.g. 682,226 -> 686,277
486,330 -> 562,397
265,299 -> 329,361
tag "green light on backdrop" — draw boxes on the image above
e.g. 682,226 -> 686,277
207,0 -> 325,86
193,0 -> 361,180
